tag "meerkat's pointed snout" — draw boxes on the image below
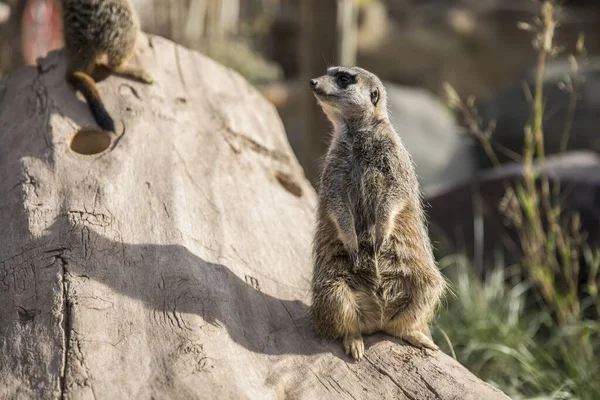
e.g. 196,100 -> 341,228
310,77 -> 327,96
309,76 -> 330,100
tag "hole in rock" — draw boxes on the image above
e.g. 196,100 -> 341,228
275,170 -> 303,197
69,128 -> 112,155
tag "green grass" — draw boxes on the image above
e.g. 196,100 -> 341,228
438,1 -> 600,398
433,255 -> 600,399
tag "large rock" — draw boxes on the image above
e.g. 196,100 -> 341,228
0,34 -> 509,399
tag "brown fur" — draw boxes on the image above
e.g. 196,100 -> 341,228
309,66 -> 447,361
60,0 -> 154,132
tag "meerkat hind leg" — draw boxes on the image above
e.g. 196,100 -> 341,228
108,61 -> 154,84
106,51 -> 154,84
343,332 -> 365,361
400,330 -> 438,350
331,279 -> 365,361
384,321 -> 438,351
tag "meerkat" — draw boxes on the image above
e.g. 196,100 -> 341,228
60,0 -> 154,132
309,66 -> 447,361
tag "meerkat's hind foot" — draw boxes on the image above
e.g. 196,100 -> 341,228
124,67 -> 154,84
133,69 -> 155,84
108,63 -> 155,84
343,333 -> 364,361
402,330 -> 438,351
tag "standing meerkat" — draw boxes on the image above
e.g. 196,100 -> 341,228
309,66 -> 447,361
60,0 -> 154,132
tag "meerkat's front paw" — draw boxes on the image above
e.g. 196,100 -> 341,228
402,330 -> 438,351
343,333 -> 365,361
335,224 -> 359,270
341,237 -> 359,270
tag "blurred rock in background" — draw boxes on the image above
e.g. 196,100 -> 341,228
426,151 -> 600,277
476,57 -> 600,169
386,82 -> 477,193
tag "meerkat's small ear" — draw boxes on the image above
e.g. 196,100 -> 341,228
370,88 -> 379,106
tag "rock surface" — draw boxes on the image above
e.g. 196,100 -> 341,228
0,34 -> 509,399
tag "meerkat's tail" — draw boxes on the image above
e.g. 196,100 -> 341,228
68,71 -> 115,132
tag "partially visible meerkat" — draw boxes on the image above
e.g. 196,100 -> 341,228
60,0 -> 154,132
309,66 -> 447,361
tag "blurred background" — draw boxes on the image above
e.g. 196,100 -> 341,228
1,0 -> 599,398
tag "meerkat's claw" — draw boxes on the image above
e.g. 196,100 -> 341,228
402,330 -> 438,351
140,72 -> 155,84
343,334 -> 364,361
128,69 -> 154,84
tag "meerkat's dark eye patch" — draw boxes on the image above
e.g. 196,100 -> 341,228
335,72 -> 356,88
371,88 -> 379,105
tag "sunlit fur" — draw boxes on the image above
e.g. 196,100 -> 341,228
309,66 -> 447,361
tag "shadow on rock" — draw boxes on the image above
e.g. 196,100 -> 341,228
30,213 -> 350,360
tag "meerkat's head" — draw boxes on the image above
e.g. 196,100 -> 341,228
310,66 -> 388,125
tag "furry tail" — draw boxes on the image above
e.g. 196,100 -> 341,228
68,71 -> 115,132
